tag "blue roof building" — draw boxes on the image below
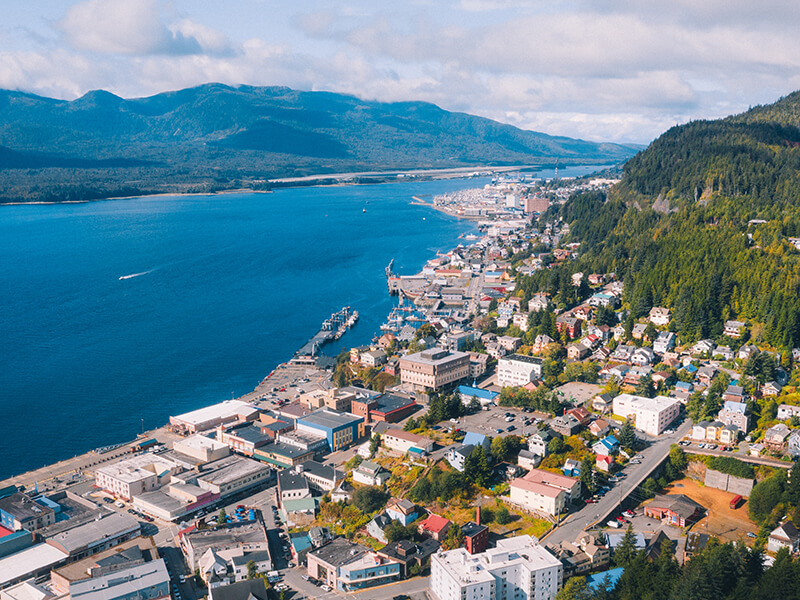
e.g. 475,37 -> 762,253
585,567 -> 624,591
296,409 -> 365,452
463,431 -> 491,453
458,386 -> 498,406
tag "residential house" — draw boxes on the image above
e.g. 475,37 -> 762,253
532,334 -> 554,355
764,424 -> 791,450
528,429 -> 558,457
589,418 -> 610,437
649,307 -> 671,327
563,459 -> 581,478
508,470 -> 581,516
777,404 -> 800,420
377,539 -> 439,579
788,431 -> 800,458
556,315 -> 581,338
551,414 -> 581,436
462,432 -> 492,454
592,436 -> 619,456
692,340 -> 715,356
724,320 -> 746,338
366,513 -> 393,544
512,312 -> 532,332
417,514 -> 451,542
762,381 -> 783,397
768,521 -> 800,554
385,499 -> 418,526
714,346 -> 735,361
610,344 -> 635,362
567,343 -> 591,361
723,385 -> 746,403
653,331 -> 676,354
497,336 -> 522,352
567,407 -> 591,426
573,306 -> 594,322
588,292 -> 618,308
352,461 -> 390,487
592,394 -> 613,413
445,445 -> 477,472
528,294 -> 549,313
718,401 -> 749,433
596,455 -> 614,472
738,345 -> 759,361
517,449 -> 542,470
631,347 -> 656,366
631,323 -> 648,340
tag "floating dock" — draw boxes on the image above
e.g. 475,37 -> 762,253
295,306 -> 359,357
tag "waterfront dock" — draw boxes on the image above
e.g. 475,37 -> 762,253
295,306 -> 358,357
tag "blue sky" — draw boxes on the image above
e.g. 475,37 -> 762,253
1,0 -> 799,144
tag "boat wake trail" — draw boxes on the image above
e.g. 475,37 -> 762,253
119,271 -> 151,281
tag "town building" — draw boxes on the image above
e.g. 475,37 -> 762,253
69,559 -> 169,600
377,539 -> 439,578
180,520 -> 271,577
430,535 -> 562,600
170,400 -> 259,435
612,394 -> 680,436
462,519 -> 490,555
350,393 -> 417,424
0,493 -> 56,532
172,435 -> 231,463
399,348 -> 470,391
295,409 -> 364,452
216,422 -> 272,457
45,512 -> 141,561
527,430 -> 557,457
498,354 -> 544,388
307,538 -> 403,592
381,428 -> 435,455
296,461 -> 343,492
643,495 -> 705,527
648,307 -> 671,326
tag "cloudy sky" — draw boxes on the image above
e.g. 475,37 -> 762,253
2,0 -> 799,144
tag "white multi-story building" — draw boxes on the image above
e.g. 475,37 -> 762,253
431,535 -> 562,600
612,394 -> 681,436
498,354 -> 543,388
95,454 -> 183,500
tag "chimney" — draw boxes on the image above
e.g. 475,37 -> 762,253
476,506 -> 480,526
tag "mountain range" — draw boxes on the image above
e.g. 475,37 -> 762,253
0,83 -> 638,203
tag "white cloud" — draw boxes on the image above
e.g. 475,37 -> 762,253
57,0 -> 230,56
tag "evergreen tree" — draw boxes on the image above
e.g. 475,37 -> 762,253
618,420 -> 637,448
613,525 -> 639,567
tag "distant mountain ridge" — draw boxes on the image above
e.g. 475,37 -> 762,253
0,83 -> 637,202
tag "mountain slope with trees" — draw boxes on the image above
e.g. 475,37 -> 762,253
534,91 -> 800,355
0,83 -> 637,203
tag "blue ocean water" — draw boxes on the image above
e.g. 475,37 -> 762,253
0,164 -> 605,480
0,178 -> 484,479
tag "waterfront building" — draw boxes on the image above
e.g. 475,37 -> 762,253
216,422 -> 272,457
252,442 -> 315,469
498,355 -> 543,388
430,535 -> 562,600
169,400 -> 259,435
399,348 -> 470,391
44,512 -> 141,560
612,394 -> 680,436
350,393 -> 417,424
172,435 -> 231,463
95,454 -> 183,501
295,409 -> 365,452
0,493 -> 56,531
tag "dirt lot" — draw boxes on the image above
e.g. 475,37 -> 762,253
662,478 -> 758,542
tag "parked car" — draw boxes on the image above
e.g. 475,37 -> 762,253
321,585 -> 332,592
607,520 -> 622,528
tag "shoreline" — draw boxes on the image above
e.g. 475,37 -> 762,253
0,163 -> 539,206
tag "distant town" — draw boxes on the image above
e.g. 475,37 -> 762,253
3,171 -> 800,600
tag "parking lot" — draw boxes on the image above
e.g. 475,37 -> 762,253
447,404 -> 548,439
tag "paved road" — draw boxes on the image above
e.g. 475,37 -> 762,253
543,418 -> 692,546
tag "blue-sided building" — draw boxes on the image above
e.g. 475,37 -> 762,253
296,409 -> 365,452
458,385 -> 499,406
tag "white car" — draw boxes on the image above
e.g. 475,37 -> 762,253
115,501 -> 125,508
321,584 -> 332,592
450,418 -> 459,423
607,520 -> 622,528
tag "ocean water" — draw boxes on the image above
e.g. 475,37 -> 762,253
0,164 -> 606,480
0,178 -> 485,479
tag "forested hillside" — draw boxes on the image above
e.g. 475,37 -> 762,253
537,91 -> 800,353
0,84 -> 637,203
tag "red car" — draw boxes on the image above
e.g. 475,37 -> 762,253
585,498 -> 598,504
